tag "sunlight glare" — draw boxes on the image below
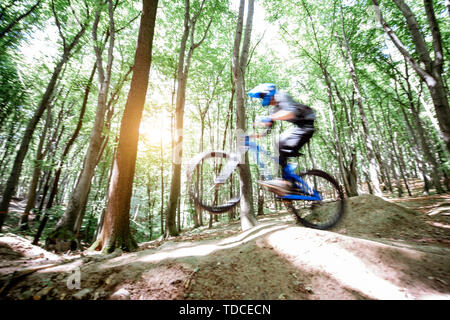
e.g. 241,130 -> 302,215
139,109 -> 171,148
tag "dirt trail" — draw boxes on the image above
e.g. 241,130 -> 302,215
0,194 -> 449,300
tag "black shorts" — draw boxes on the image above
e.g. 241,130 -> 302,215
277,126 -> 314,164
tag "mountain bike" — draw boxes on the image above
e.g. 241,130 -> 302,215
186,128 -> 345,230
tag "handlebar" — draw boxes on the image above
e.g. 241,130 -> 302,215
248,127 -> 271,139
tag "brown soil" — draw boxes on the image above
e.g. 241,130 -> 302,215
1,193 -> 449,300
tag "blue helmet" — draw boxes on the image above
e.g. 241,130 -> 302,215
248,83 -> 276,106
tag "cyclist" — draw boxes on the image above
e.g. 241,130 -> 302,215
248,83 -> 315,195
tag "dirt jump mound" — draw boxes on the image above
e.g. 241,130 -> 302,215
333,194 -> 440,240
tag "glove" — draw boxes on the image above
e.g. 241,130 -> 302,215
259,116 -> 273,127
259,116 -> 272,123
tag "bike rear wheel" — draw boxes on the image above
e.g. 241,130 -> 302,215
187,151 -> 241,214
283,169 -> 344,229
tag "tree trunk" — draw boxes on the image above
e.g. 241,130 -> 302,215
177,197 -> 181,232
19,107 -> 51,230
166,0 -> 213,237
0,108 -> 21,179
52,1 -> 115,241
322,67 -> 355,197
194,120 -> 205,228
0,42 -> 84,230
149,199 -> 155,240
392,57 -> 444,193
160,146 -> 165,235
165,0 -> 192,237
382,100 -> 413,197
257,185 -> 264,216
45,62 -> 96,218
232,0 -> 257,231
339,15 -> 382,196
346,152 -> 359,196
91,0 -> 158,253
147,181 -> 154,240
409,100 -> 443,193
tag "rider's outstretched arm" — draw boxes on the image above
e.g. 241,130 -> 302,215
269,110 -> 295,121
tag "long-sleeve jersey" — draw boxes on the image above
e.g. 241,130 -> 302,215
270,91 -> 315,127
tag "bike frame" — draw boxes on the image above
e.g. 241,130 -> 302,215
244,135 -> 322,201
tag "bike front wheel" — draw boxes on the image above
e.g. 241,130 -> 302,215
283,169 -> 344,229
187,151 -> 241,214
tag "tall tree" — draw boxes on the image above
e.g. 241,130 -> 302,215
46,63 -> 97,215
339,5 -> 382,196
32,64 -> 97,245
91,0 -> 158,253
18,106 -> 52,230
50,0 -> 116,242
0,0 -> 90,231
232,0 -> 257,230
165,0 -> 214,237
372,0 -> 450,152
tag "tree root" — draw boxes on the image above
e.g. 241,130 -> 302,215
88,235 -> 137,254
